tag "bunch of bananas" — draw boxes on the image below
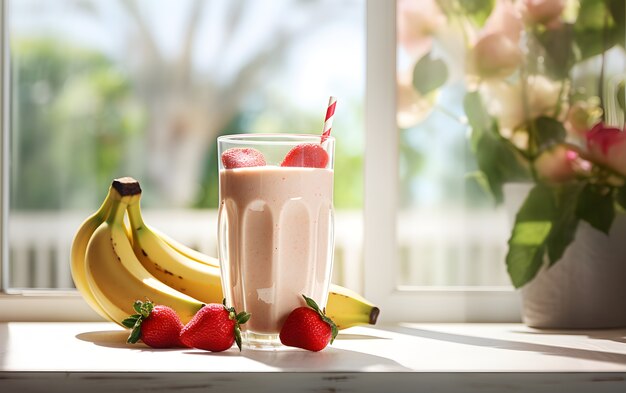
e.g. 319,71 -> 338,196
71,177 -> 380,329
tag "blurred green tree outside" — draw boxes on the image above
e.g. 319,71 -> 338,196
11,38 -> 363,211
11,38 -> 144,210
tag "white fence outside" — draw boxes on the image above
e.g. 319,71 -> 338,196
7,208 -> 512,292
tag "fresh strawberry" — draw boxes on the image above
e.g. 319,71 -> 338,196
179,300 -> 250,352
279,295 -> 338,352
123,300 -> 187,348
280,143 -> 329,168
221,147 -> 266,169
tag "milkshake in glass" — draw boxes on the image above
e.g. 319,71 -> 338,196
217,134 -> 335,349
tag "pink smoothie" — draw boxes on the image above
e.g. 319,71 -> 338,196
218,166 -> 334,335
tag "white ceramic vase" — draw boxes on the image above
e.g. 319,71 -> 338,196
504,183 -> 626,329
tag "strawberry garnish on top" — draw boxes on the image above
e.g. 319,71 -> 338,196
279,295 -> 338,352
180,300 -> 251,352
280,144 -> 329,168
221,147 -> 266,169
123,300 -> 187,348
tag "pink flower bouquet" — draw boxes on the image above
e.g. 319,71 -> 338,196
399,0 -> 626,287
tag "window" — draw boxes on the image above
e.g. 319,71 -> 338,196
364,0 -> 626,322
360,1 -> 522,322
6,0 -> 617,323
1,0 -> 366,320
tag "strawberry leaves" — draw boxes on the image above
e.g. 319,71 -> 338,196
301,294 -> 338,344
222,298 -> 251,351
122,300 -> 154,344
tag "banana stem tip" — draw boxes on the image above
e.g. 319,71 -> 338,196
112,177 -> 142,196
369,307 -> 380,325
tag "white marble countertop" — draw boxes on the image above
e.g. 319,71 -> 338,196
1,322 -> 626,392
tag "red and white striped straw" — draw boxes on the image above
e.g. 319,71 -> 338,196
321,96 -> 337,141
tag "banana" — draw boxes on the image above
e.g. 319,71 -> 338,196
126,196 -> 224,303
85,178 -> 204,326
151,226 -> 220,267
70,187 -> 116,321
326,284 -> 380,329
125,190 -> 379,329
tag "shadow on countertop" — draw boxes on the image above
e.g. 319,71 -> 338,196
75,329 -> 411,371
375,325 -> 626,366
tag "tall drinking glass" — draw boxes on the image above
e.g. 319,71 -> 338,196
217,134 -> 335,350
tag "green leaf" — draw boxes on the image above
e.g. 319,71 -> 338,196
506,184 -> 555,288
512,221 -> 553,245
234,327 -> 242,351
127,321 -> 142,344
133,300 -> 143,314
328,319 -> 339,345
576,184 -> 615,234
535,24 -> 576,79
412,53 -> 448,95
302,294 -> 321,313
507,227 -> 550,288
463,91 -> 494,150
533,117 -> 567,149
617,80 -> 625,113
457,0 -> 493,14
122,315 -> 140,329
546,185 -> 583,265
457,0 -> 494,25
573,0 -> 622,60
577,0 -> 610,31
237,312 -> 251,325
607,0 -> 625,47
465,171 -> 493,201
574,26 -> 621,60
463,92 -> 530,204
474,132 -> 530,204
617,184 -> 626,210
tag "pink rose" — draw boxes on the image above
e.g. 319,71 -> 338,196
521,0 -> 565,27
468,0 -> 524,78
482,0 -> 524,43
480,75 -> 564,133
396,72 -> 434,128
469,34 -> 524,78
586,122 -> 626,177
397,0 -> 446,60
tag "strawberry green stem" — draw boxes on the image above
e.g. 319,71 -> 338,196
122,300 -> 155,344
302,294 -> 338,344
222,299 -> 251,351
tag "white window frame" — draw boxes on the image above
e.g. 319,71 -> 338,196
0,0 -> 521,323
0,0 -> 99,321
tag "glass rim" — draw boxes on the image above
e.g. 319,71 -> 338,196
218,133 -> 334,145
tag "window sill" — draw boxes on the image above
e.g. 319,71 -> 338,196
1,322 -> 626,392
